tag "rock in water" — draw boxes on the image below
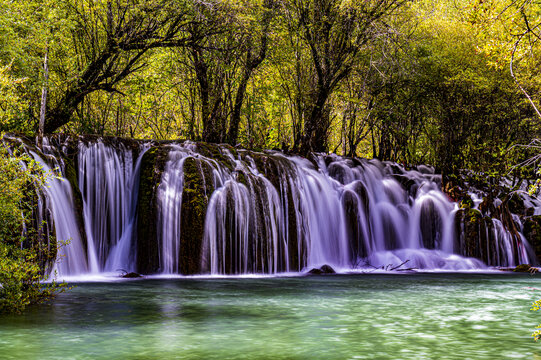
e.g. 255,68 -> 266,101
320,265 -> 336,274
122,272 -> 143,278
308,265 -> 336,275
513,264 -> 537,273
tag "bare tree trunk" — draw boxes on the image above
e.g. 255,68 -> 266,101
38,48 -> 48,146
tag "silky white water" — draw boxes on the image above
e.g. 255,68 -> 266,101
26,138 -> 536,277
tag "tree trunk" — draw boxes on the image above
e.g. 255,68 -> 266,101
227,68 -> 252,146
38,49 -> 48,145
301,86 -> 330,154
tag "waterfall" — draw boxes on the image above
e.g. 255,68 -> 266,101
22,137 -> 537,277
78,140 -> 148,273
156,145 -> 191,274
29,148 -> 89,276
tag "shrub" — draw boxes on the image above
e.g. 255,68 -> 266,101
0,139 -> 67,313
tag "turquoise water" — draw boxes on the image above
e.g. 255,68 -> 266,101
1,273 -> 541,359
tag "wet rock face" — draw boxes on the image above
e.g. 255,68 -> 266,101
179,157 -> 214,275
455,207 -> 496,265
136,146 -> 168,274
445,168 -> 541,266
507,192 -> 527,217
420,200 -> 442,250
343,190 -> 368,259
524,216 -> 541,264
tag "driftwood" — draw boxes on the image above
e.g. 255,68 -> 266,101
356,259 -> 417,273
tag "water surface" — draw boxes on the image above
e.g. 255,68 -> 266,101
1,273 -> 541,359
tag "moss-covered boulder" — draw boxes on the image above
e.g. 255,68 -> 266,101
506,192 -> 527,216
513,264 -> 537,273
194,142 -> 235,172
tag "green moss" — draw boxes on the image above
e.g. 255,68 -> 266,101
455,207 -> 486,261
460,196 -> 474,209
236,171 -> 249,187
523,215 -> 541,264
179,157 -> 214,275
195,142 -> 235,172
506,192 -> 526,216
63,155 -> 88,257
513,264 -> 535,272
136,146 -> 168,274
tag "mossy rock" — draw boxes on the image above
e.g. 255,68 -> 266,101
342,190 -> 368,259
513,264 -> 536,273
136,146 -> 168,274
478,196 -> 497,216
506,192 -> 526,216
523,216 -> 541,264
419,199 -> 442,250
455,207 -> 486,261
179,157 -> 214,275
460,196 -> 474,209
194,142 -> 235,172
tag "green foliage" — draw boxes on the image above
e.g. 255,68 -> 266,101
0,242 -> 66,314
0,0 -> 538,176
0,63 -> 32,133
0,140 -> 66,313
532,299 -> 541,341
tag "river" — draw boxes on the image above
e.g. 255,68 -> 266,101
1,273 -> 540,359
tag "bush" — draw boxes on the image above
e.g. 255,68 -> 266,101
0,139 -> 67,314
0,243 -> 66,313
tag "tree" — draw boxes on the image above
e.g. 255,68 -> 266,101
183,0 -> 274,145
283,0 -> 405,154
0,63 -> 31,133
44,0 -> 195,133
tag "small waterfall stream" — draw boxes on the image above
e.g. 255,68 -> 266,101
78,141 -> 149,273
29,145 -> 89,275
24,137 -> 537,277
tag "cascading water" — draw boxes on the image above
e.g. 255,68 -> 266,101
21,137 -> 538,277
29,143 -> 90,275
156,145 -> 192,274
78,140 -> 148,273
201,149 -> 288,274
